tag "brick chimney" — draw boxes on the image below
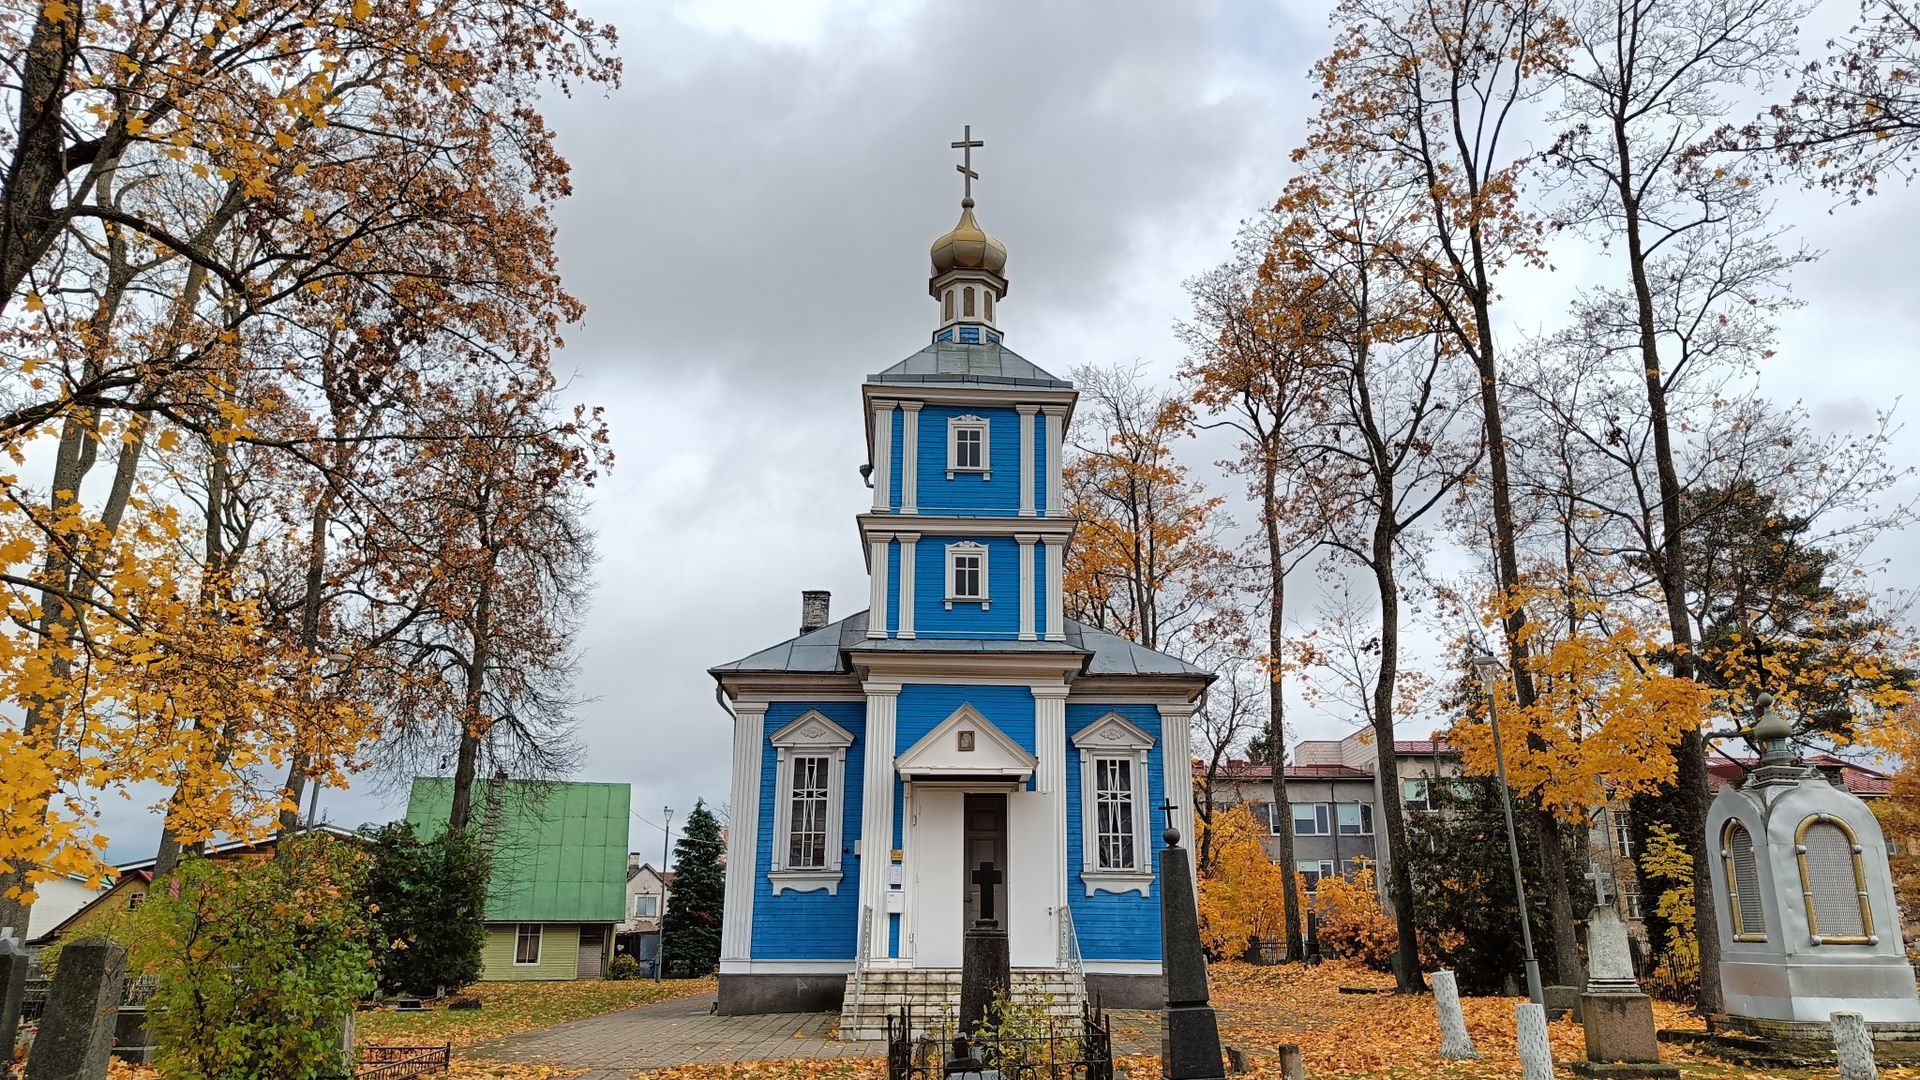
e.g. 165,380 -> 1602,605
800,590 -> 831,633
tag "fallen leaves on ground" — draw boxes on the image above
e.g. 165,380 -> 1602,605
639,1061 -> 883,1080
357,976 -> 718,1048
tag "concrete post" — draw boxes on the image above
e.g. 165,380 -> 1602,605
1432,971 -> 1479,1060
1516,1002 -> 1554,1080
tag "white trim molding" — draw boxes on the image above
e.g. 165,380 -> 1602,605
857,684 -> 900,960
945,540 -> 989,610
1034,683 -> 1070,962
947,414 -> 991,480
871,400 -> 895,513
1016,534 -> 1038,641
1043,537 -> 1066,641
1017,405 -> 1038,517
1072,712 -> 1157,896
896,533 -> 919,639
768,711 -> 855,895
720,703 -> 767,962
900,402 -> 922,515
1158,701 -> 1200,885
1042,406 -> 1067,515
896,703 -> 1038,782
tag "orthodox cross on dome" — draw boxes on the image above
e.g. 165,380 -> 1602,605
951,124 -> 984,202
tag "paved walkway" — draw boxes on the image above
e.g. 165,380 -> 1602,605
462,992 -> 1164,1078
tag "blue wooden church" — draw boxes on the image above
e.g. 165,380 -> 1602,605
710,134 -> 1212,1031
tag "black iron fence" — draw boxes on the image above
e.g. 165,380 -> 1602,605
885,1004 -> 1113,1080
316,1043 -> 451,1079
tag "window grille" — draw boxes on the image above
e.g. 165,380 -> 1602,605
1798,816 -> 1873,943
787,755 -> 831,870
1095,758 -> 1137,870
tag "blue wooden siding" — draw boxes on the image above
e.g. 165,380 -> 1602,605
749,701 -> 866,959
914,536 -> 1020,639
916,406 -> 1021,517
887,407 -> 904,512
1064,704 -> 1165,961
897,684 -> 1037,757
884,541 -> 901,638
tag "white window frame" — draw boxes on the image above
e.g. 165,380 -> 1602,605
768,710 -> 854,895
947,414 -> 992,479
1612,815 -> 1634,858
1623,890 -> 1643,920
944,541 -> 990,610
1073,712 -> 1156,896
1337,801 -> 1374,836
1297,859 -> 1337,894
632,893 -> 659,918
514,923 -> 543,966
1293,802 -> 1331,836
1403,777 -> 1431,812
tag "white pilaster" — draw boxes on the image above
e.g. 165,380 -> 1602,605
1034,685 -> 1071,962
1042,405 -> 1067,516
721,702 -> 767,962
1158,700 -> 1200,885
901,402 -> 922,515
871,399 -> 895,513
896,533 -> 919,639
1016,534 -> 1038,641
1043,537 -> 1066,642
858,684 -> 901,960
867,534 -> 892,639
1017,405 -> 1038,517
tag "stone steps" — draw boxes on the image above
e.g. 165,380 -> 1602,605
838,968 -> 1086,1042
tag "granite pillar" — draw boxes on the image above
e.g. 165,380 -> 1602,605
1160,826 -> 1224,1080
0,929 -> 27,1080
24,940 -> 126,1080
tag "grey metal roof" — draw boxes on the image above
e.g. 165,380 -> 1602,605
710,611 -> 1212,680
868,342 -> 1070,390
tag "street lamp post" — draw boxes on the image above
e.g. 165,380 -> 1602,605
656,806 -> 673,982
1471,654 -> 1544,1007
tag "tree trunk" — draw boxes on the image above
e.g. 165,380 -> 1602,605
1613,116 -> 1723,1013
1263,449 -> 1305,961
448,566 -> 495,832
1531,806 -> 1582,984
0,9 -> 84,311
1370,498 -> 1421,991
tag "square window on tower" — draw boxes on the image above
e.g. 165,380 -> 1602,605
947,416 -> 990,478
944,542 -> 989,609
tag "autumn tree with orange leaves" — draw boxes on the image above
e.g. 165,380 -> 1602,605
0,0 -> 619,931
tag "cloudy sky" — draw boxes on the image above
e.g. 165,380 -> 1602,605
86,0 -> 1920,862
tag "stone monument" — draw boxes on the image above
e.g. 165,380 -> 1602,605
24,939 -> 126,1080
0,928 -> 27,1080
956,861 -> 1011,1039
1570,903 -> 1677,1079
1706,694 -> 1920,1043
1159,824 -> 1224,1080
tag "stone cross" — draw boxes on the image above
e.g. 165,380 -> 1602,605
0,927 -> 27,1080
951,125 -> 983,201
1584,863 -> 1613,907
25,939 -> 126,1080
971,861 -> 1002,929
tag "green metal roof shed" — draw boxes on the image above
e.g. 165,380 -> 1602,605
405,778 -> 630,924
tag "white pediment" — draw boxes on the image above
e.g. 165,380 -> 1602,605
769,710 -> 855,749
895,704 -> 1037,781
1070,712 -> 1156,751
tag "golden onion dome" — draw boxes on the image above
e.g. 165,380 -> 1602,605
930,197 -> 1007,277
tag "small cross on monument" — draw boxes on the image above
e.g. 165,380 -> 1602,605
971,860 -> 1002,929
951,124 -> 984,203
1585,863 -> 1614,907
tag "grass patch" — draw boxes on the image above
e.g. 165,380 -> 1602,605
357,976 -> 717,1048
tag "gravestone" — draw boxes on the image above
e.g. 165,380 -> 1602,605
1833,1012 -> 1879,1080
1,928 -> 28,1080
1431,970 -> 1479,1060
24,940 -> 126,1080
1570,904 -> 1678,1079
1159,825 -> 1224,1080
956,860 -> 1010,1040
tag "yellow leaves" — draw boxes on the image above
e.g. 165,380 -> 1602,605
42,0 -> 70,23
126,117 -> 146,136
22,293 -> 45,312
351,0 -> 370,18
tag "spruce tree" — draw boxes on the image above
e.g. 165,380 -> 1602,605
661,799 -> 726,977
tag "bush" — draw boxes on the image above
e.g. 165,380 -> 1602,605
1313,863 -> 1397,972
608,954 -> 641,980
361,821 -> 490,997
133,834 -> 376,1080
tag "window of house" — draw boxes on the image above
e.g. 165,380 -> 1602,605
769,711 -> 855,894
1297,860 -> 1337,893
947,414 -> 991,478
1623,891 -> 1643,920
514,923 -> 542,965
632,894 -> 659,918
1612,813 -> 1634,857
945,542 -> 989,608
1294,803 -> 1331,836
125,892 -> 145,912
1338,802 -> 1374,836
1074,713 -> 1157,895
1402,778 -> 1431,812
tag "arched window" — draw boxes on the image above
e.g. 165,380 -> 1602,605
964,287 -> 976,317
1797,814 -> 1875,944
984,291 -> 994,321
944,290 -> 956,322
1721,820 -> 1767,941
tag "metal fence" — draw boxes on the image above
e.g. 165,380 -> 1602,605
316,1043 -> 452,1079
885,1004 -> 1113,1080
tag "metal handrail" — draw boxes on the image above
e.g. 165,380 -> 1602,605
1059,905 -> 1086,1002
849,903 -> 874,1029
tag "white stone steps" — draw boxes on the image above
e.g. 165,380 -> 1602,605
839,968 -> 1086,1042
